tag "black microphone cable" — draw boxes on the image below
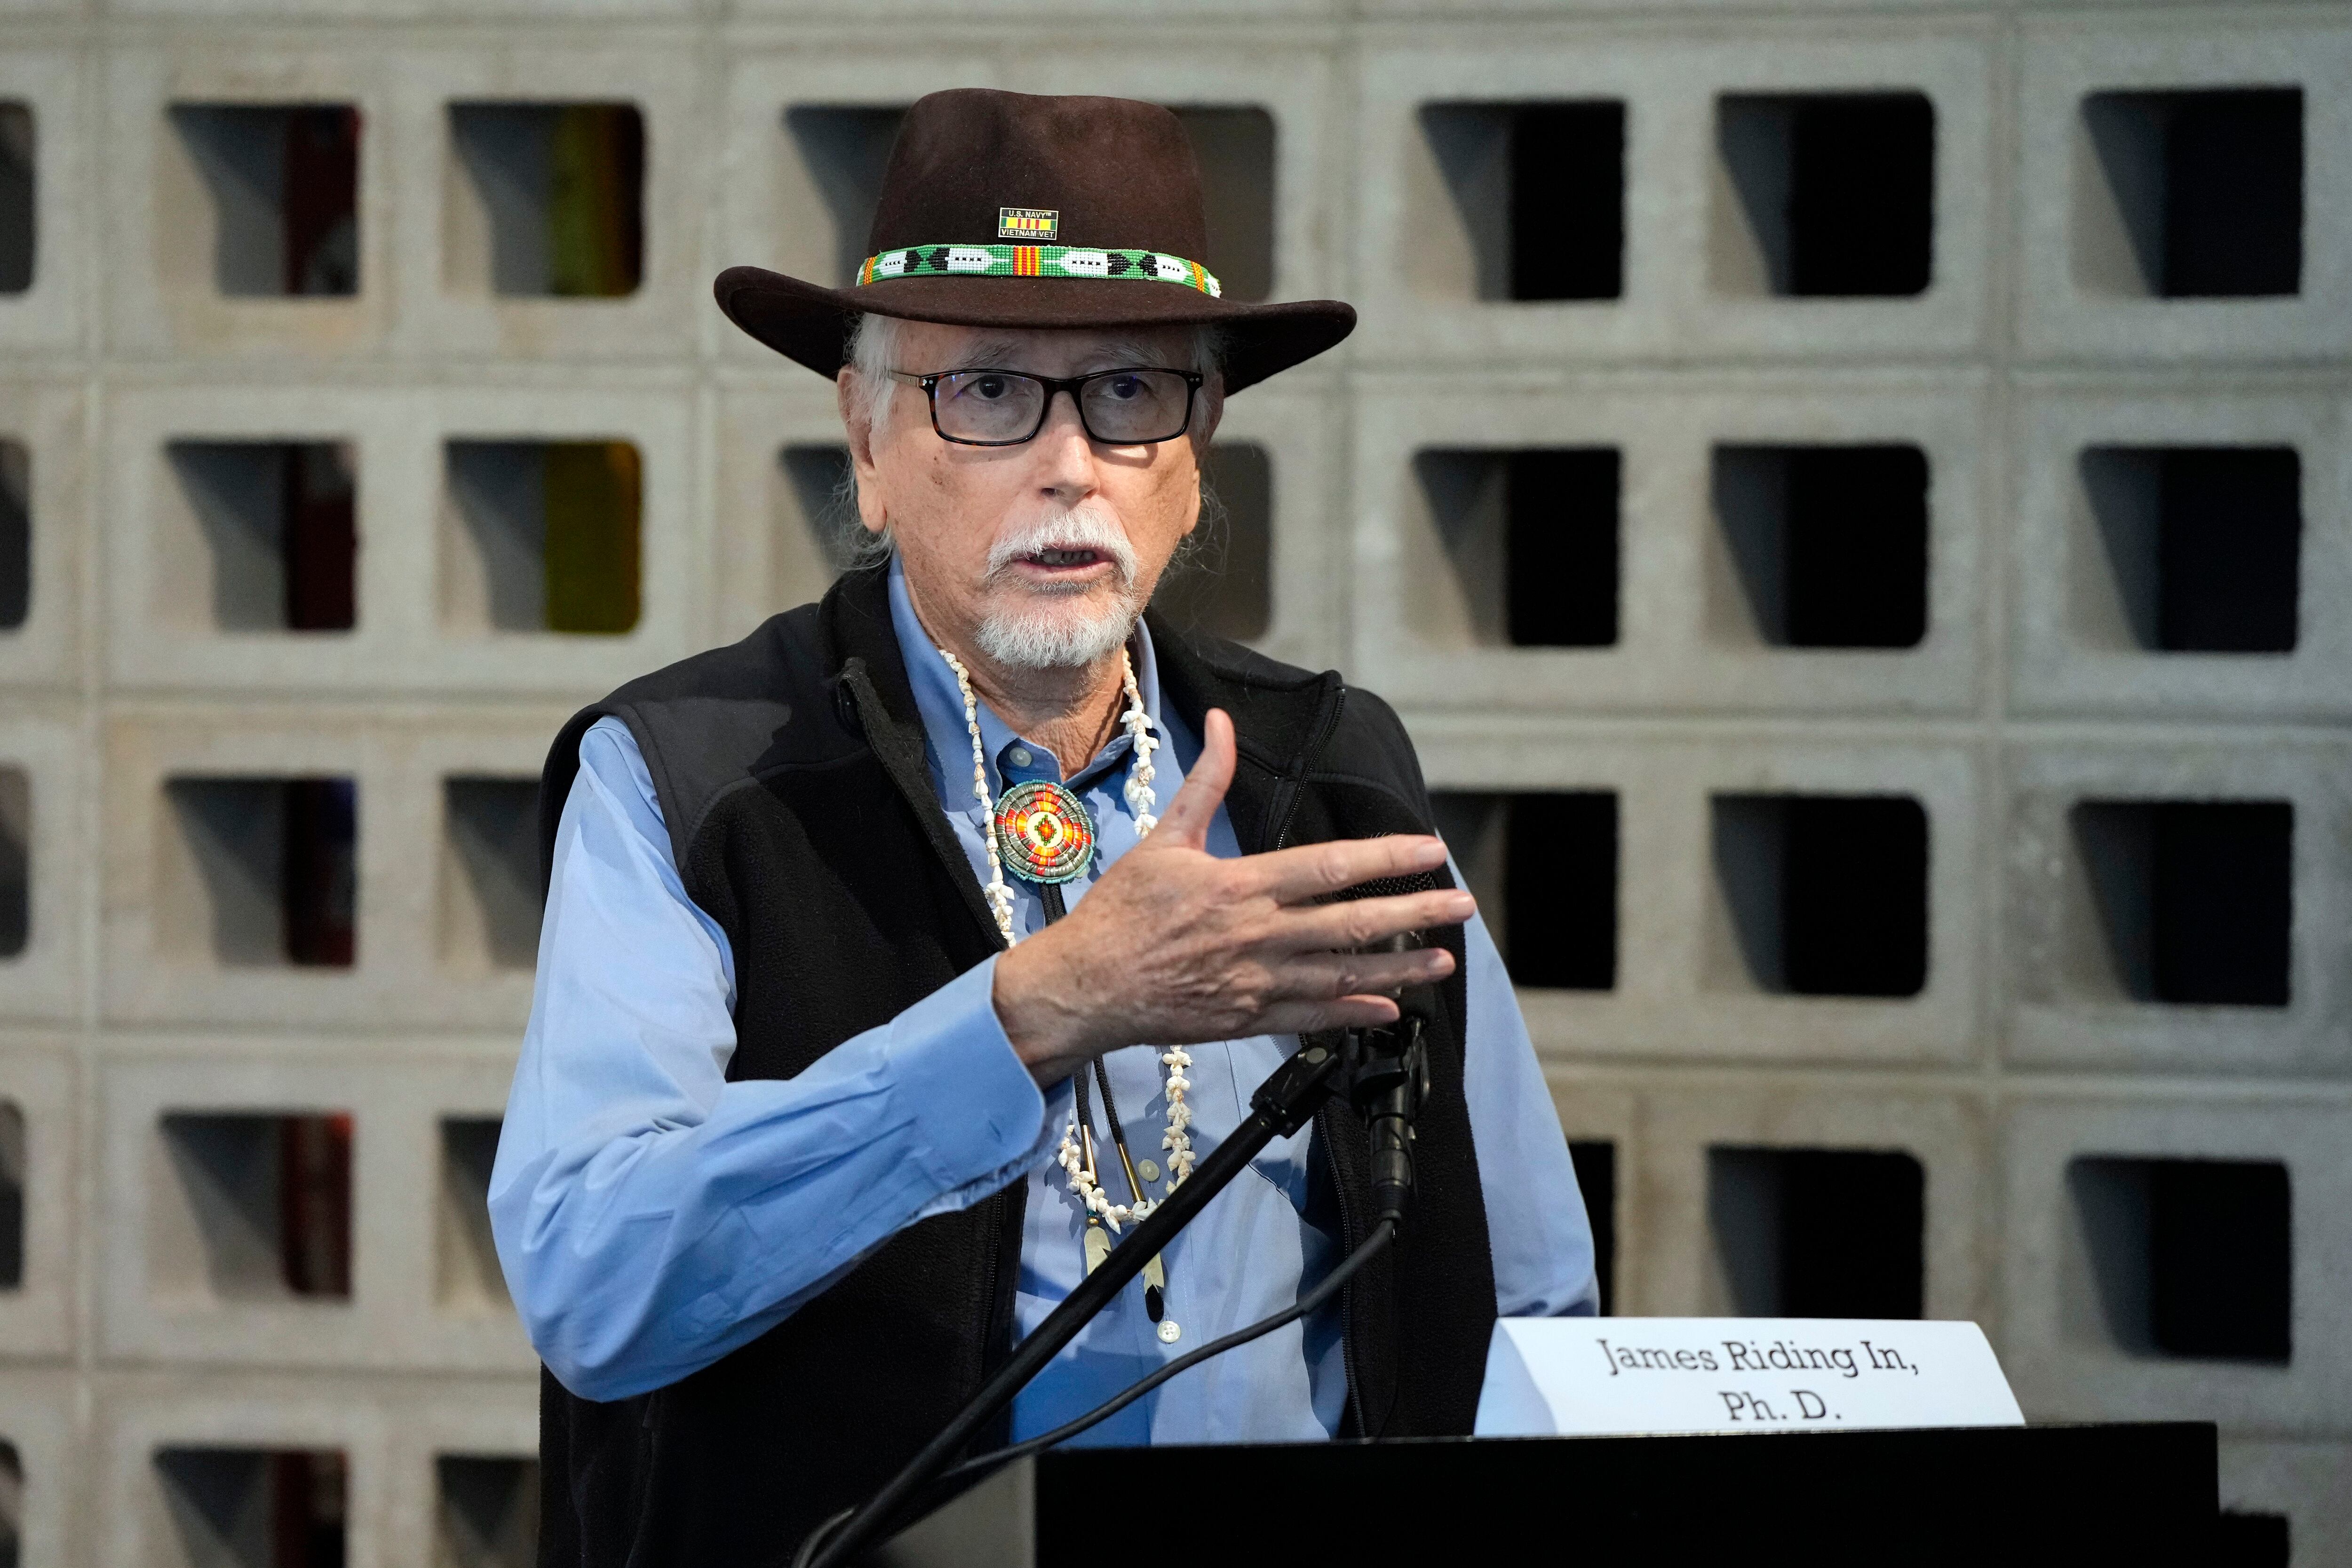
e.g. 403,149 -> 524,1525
789,1216 -> 1396,1568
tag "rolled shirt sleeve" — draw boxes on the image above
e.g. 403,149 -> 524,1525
490,719 -> 1062,1402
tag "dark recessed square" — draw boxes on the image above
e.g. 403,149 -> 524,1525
1502,793 -> 1618,989
166,776 -> 358,968
167,441 -> 358,633
2070,1156 -> 2291,1364
1420,101 -> 1625,302
445,440 -> 641,634
1715,445 -> 1928,649
2073,799 -> 2292,1007
1568,1140 -> 1616,1315
1415,448 -> 1621,648
1508,450 -> 1620,647
438,1118 -> 508,1312
155,1447 -> 347,1566
2215,1513 -> 2290,1566
159,1112 -> 354,1299
0,439 -> 24,630
2081,89 -> 2302,298
0,1439 -> 18,1567
1430,791 -> 1616,991
1717,93 -> 1934,298
1152,442 -> 1271,643
450,103 -> 644,298
1714,794 -> 1929,998
0,767 -> 24,960
0,1101 -> 22,1290
781,105 -> 906,289
0,103 -> 32,295
2081,446 -> 2298,654
442,777 -> 542,972
171,104 -> 360,297
1709,1147 -> 1925,1317
438,1454 -> 540,1568
1172,107 -> 1276,303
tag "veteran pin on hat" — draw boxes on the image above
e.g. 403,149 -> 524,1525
713,89 -> 1355,394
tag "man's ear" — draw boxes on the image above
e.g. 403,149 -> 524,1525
838,371 -> 890,537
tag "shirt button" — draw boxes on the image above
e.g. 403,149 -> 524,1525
1008,746 -> 1032,768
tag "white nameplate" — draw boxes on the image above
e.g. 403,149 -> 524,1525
1475,1318 -> 2025,1438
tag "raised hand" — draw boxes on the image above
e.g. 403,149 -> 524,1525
991,708 -> 1472,1085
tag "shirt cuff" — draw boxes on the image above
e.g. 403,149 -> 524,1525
885,955 -> 1049,1190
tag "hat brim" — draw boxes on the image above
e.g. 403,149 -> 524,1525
713,266 -> 1354,395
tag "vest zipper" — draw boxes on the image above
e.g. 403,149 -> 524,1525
1270,681 -> 1347,854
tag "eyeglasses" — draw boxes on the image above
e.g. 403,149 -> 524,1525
887,366 -> 1204,447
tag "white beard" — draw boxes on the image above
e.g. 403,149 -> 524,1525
973,506 -> 1144,670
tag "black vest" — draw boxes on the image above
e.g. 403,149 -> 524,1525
532,567 -> 1498,1566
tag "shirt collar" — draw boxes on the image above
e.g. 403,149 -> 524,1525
887,555 -> 1164,805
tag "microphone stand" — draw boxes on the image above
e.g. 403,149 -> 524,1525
802,1035 -> 1351,1568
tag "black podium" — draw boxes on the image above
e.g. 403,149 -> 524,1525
869,1423 -> 2218,1567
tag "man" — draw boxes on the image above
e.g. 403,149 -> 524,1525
492,89 -> 1596,1564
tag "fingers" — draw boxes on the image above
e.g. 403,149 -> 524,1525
1246,832 -> 1453,905
1152,708 -> 1235,848
1272,887 -> 1477,956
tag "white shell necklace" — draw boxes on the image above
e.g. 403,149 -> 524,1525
936,644 -> 1197,1242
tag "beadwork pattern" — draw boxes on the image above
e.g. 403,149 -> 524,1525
858,243 -> 1223,299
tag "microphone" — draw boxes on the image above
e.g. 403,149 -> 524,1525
1352,933 -> 1436,1227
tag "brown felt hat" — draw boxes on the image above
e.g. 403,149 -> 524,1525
713,89 -> 1354,394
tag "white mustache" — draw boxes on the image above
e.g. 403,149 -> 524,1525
984,507 -> 1138,589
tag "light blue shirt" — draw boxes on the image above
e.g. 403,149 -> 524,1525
491,560 -> 1597,1442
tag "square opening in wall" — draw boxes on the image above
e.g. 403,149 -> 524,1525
1416,101 -> 1624,301
0,766 -> 24,958
448,103 -> 643,298
156,1112 -> 353,1302
2067,1156 -> 2290,1363
1170,107 -> 1275,302
441,777 -> 541,974
2215,1513 -> 2289,1566
0,103 -> 31,294
0,439 -> 28,631
1713,445 -> 1927,649
443,440 -> 641,634
161,777 -> 357,968
777,443 -> 861,576
437,1117 -> 507,1313
1430,790 -> 1617,990
2077,89 -> 2302,299
1711,794 -> 1928,998
2071,800 -> 2292,1007
2079,447 -> 2298,654
781,106 -> 906,289
437,1454 -> 539,1568
1151,442 -> 1272,642
1412,449 -> 1620,648
1568,1140 -> 1616,1314
168,104 -> 359,298
1708,1147 -> 1924,1317
0,1440 -> 18,1568
0,1101 -> 21,1290
165,441 -> 357,632
1714,94 -> 1933,298
155,1447 -> 345,1568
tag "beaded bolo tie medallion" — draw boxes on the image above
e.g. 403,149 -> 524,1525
991,780 -> 1099,886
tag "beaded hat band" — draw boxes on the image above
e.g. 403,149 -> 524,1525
858,244 -> 1223,299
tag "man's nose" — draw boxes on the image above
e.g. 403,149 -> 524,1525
1033,389 -> 1099,495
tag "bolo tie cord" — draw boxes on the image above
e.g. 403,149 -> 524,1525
1036,877 -> 1169,1322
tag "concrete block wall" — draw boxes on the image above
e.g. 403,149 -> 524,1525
0,0 -> 2344,1563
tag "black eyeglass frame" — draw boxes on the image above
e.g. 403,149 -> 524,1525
886,366 -> 1206,448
